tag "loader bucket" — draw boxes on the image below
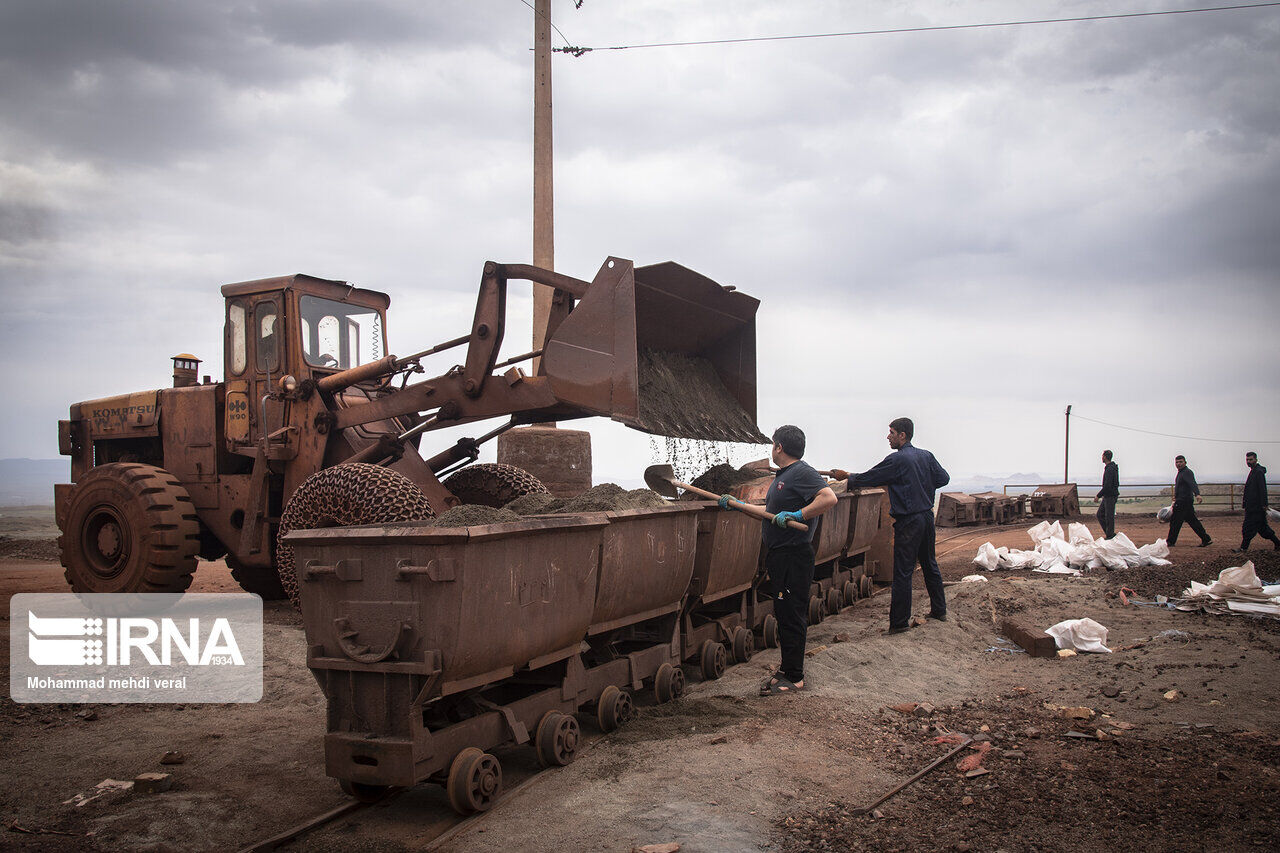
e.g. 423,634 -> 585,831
542,257 -> 768,444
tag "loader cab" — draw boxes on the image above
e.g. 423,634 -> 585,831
221,274 -> 390,450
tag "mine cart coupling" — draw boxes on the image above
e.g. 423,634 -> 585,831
644,464 -> 808,531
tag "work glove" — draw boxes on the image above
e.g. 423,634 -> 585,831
718,494 -> 735,510
828,468 -> 849,480
772,509 -> 804,528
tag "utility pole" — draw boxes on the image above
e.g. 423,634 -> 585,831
1064,404 -> 1072,484
499,0 -> 593,497
532,0 -> 554,372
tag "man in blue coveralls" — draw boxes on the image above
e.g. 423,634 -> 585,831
831,417 -> 950,635
723,424 -> 836,694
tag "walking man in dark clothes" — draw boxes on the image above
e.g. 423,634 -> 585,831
1167,454 -> 1212,547
1096,450 -> 1119,540
830,417 -> 950,634
722,425 -> 835,694
1237,451 -> 1279,552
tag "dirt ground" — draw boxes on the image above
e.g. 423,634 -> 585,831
2,509 -> 1278,852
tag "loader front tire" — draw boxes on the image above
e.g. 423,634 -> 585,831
277,464 -> 435,609
442,462 -> 550,508
60,463 -> 202,594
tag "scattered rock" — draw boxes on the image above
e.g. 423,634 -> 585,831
805,645 -> 828,657
833,632 -> 851,643
1061,707 -> 1096,721
1057,649 -> 1078,659
1163,690 -> 1181,702
912,703 -> 936,718
964,768 -> 990,778
708,736 -> 728,745
1002,750 -> 1026,760
160,751 -> 186,765
1101,685 -> 1120,698
889,703 -> 918,716
960,796 -> 974,806
74,709 -> 98,722
132,772 -> 173,794
871,809 -> 886,820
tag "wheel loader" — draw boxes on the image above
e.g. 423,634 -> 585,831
55,257 -> 765,599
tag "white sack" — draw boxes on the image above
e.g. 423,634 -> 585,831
1028,520 -> 1063,545
1068,522 -> 1094,546
973,542 -> 1004,571
1045,617 -> 1112,653
960,574 -> 989,583
1156,505 -> 1173,522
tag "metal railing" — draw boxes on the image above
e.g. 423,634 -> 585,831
1003,483 -> 1247,512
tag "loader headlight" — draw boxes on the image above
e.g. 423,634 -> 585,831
279,374 -> 298,393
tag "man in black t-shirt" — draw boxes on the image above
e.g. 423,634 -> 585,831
721,425 -> 835,694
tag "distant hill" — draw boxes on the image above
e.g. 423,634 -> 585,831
0,459 -> 64,506
948,473 -> 1049,494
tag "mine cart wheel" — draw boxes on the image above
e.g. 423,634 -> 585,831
60,463 -> 202,594
446,747 -> 502,815
859,574 -> 873,599
808,595 -> 825,626
825,587 -> 842,616
277,463 -> 435,609
226,556 -> 288,601
338,778 -> 389,803
442,462 -> 550,509
762,614 -> 779,649
653,662 -> 685,704
596,685 -> 635,732
731,627 -> 755,663
535,710 -> 581,768
699,640 -> 728,681
842,580 -> 858,605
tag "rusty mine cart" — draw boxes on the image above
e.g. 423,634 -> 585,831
55,257 -> 765,601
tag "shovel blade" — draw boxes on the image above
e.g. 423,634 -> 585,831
643,464 -> 680,499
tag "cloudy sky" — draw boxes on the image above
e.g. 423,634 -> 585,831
2,0 -> 1278,488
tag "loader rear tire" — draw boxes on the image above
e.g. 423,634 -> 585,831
277,463 -> 435,609
442,462 -> 549,509
226,556 -> 288,601
60,463 -> 201,594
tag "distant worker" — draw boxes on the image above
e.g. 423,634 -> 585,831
1237,451 -> 1279,552
1167,454 -> 1212,547
830,417 -> 950,635
722,425 -> 835,694
1096,450 -> 1119,540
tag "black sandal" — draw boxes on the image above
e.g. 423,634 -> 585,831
762,676 -> 804,695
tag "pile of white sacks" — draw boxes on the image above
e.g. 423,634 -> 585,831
1176,562 -> 1280,617
973,520 -> 1172,576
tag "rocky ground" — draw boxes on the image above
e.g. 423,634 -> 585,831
1,510 -> 1278,852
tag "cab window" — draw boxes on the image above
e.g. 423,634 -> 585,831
228,302 -> 247,375
299,295 -> 385,369
255,302 -> 279,372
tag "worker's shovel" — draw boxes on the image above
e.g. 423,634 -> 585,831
644,464 -> 808,531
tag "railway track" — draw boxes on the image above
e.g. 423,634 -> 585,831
235,729 -> 612,852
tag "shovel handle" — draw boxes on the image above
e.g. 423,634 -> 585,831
674,480 -> 808,531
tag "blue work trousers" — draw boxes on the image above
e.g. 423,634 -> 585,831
890,510 -> 947,629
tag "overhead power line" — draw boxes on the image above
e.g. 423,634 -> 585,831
1072,413 -> 1280,445
553,2 -> 1280,55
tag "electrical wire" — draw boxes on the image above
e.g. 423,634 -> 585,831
1072,413 -> 1280,444
518,0 -> 574,48
553,2 -> 1280,54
